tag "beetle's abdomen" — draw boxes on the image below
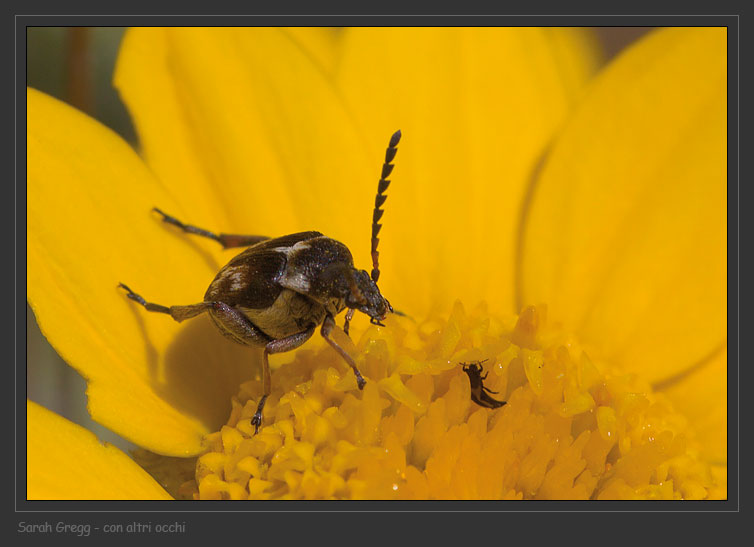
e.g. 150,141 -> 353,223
239,289 -> 327,339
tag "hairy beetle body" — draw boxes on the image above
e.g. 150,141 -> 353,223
206,232 -> 356,341
120,131 -> 402,433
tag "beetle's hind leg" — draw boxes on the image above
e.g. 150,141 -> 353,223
118,283 -> 211,321
201,301 -> 294,434
152,208 -> 270,249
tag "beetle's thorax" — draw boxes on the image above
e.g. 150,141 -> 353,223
281,236 -> 389,322
311,263 -> 389,321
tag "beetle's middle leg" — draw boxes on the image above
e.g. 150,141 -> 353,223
321,314 -> 366,390
153,208 -> 270,249
250,326 -> 317,433
201,301 -> 314,434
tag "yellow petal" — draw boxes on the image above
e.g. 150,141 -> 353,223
114,27 -> 374,244
27,400 -> 172,499
657,349 -> 727,464
335,27 -> 601,314
116,27 -> 599,317
520,28 -> 726,383
284,27 -> 341,76
28,88 -> 255,456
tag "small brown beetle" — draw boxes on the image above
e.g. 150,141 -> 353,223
120,130 -> 402,433
461,360 -> 507,409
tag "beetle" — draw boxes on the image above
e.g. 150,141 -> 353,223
119,130 -> 402,433
460,359 -> 507,409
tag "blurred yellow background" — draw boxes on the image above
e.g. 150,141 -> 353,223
26,26 -> 652,452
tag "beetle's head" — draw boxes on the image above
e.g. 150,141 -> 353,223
346,269 -> 393,325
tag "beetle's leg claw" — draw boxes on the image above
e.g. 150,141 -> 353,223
355,370 -> 366,390
251,394 -> 268,435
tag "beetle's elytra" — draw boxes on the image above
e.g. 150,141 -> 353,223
120,131 -> 401,433
461,360 -> 507,409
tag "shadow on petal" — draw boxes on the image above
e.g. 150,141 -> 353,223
134,312 -> 262,435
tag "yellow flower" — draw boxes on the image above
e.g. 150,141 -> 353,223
27,27 -> 726,500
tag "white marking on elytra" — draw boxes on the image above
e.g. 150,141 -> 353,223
228,270 -> 246,291
273,240 -> 310,257
276,241 -> 311,291
212,265 -> 248,292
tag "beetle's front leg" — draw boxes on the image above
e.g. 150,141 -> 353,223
343,308 -> 355,336
321,314 -> 366,390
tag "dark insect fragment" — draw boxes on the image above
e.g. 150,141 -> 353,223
461,359 -> 506,409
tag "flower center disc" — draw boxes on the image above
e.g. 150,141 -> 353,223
178,303 -> 723,500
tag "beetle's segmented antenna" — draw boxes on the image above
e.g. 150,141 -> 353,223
371,130 -> 401,284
